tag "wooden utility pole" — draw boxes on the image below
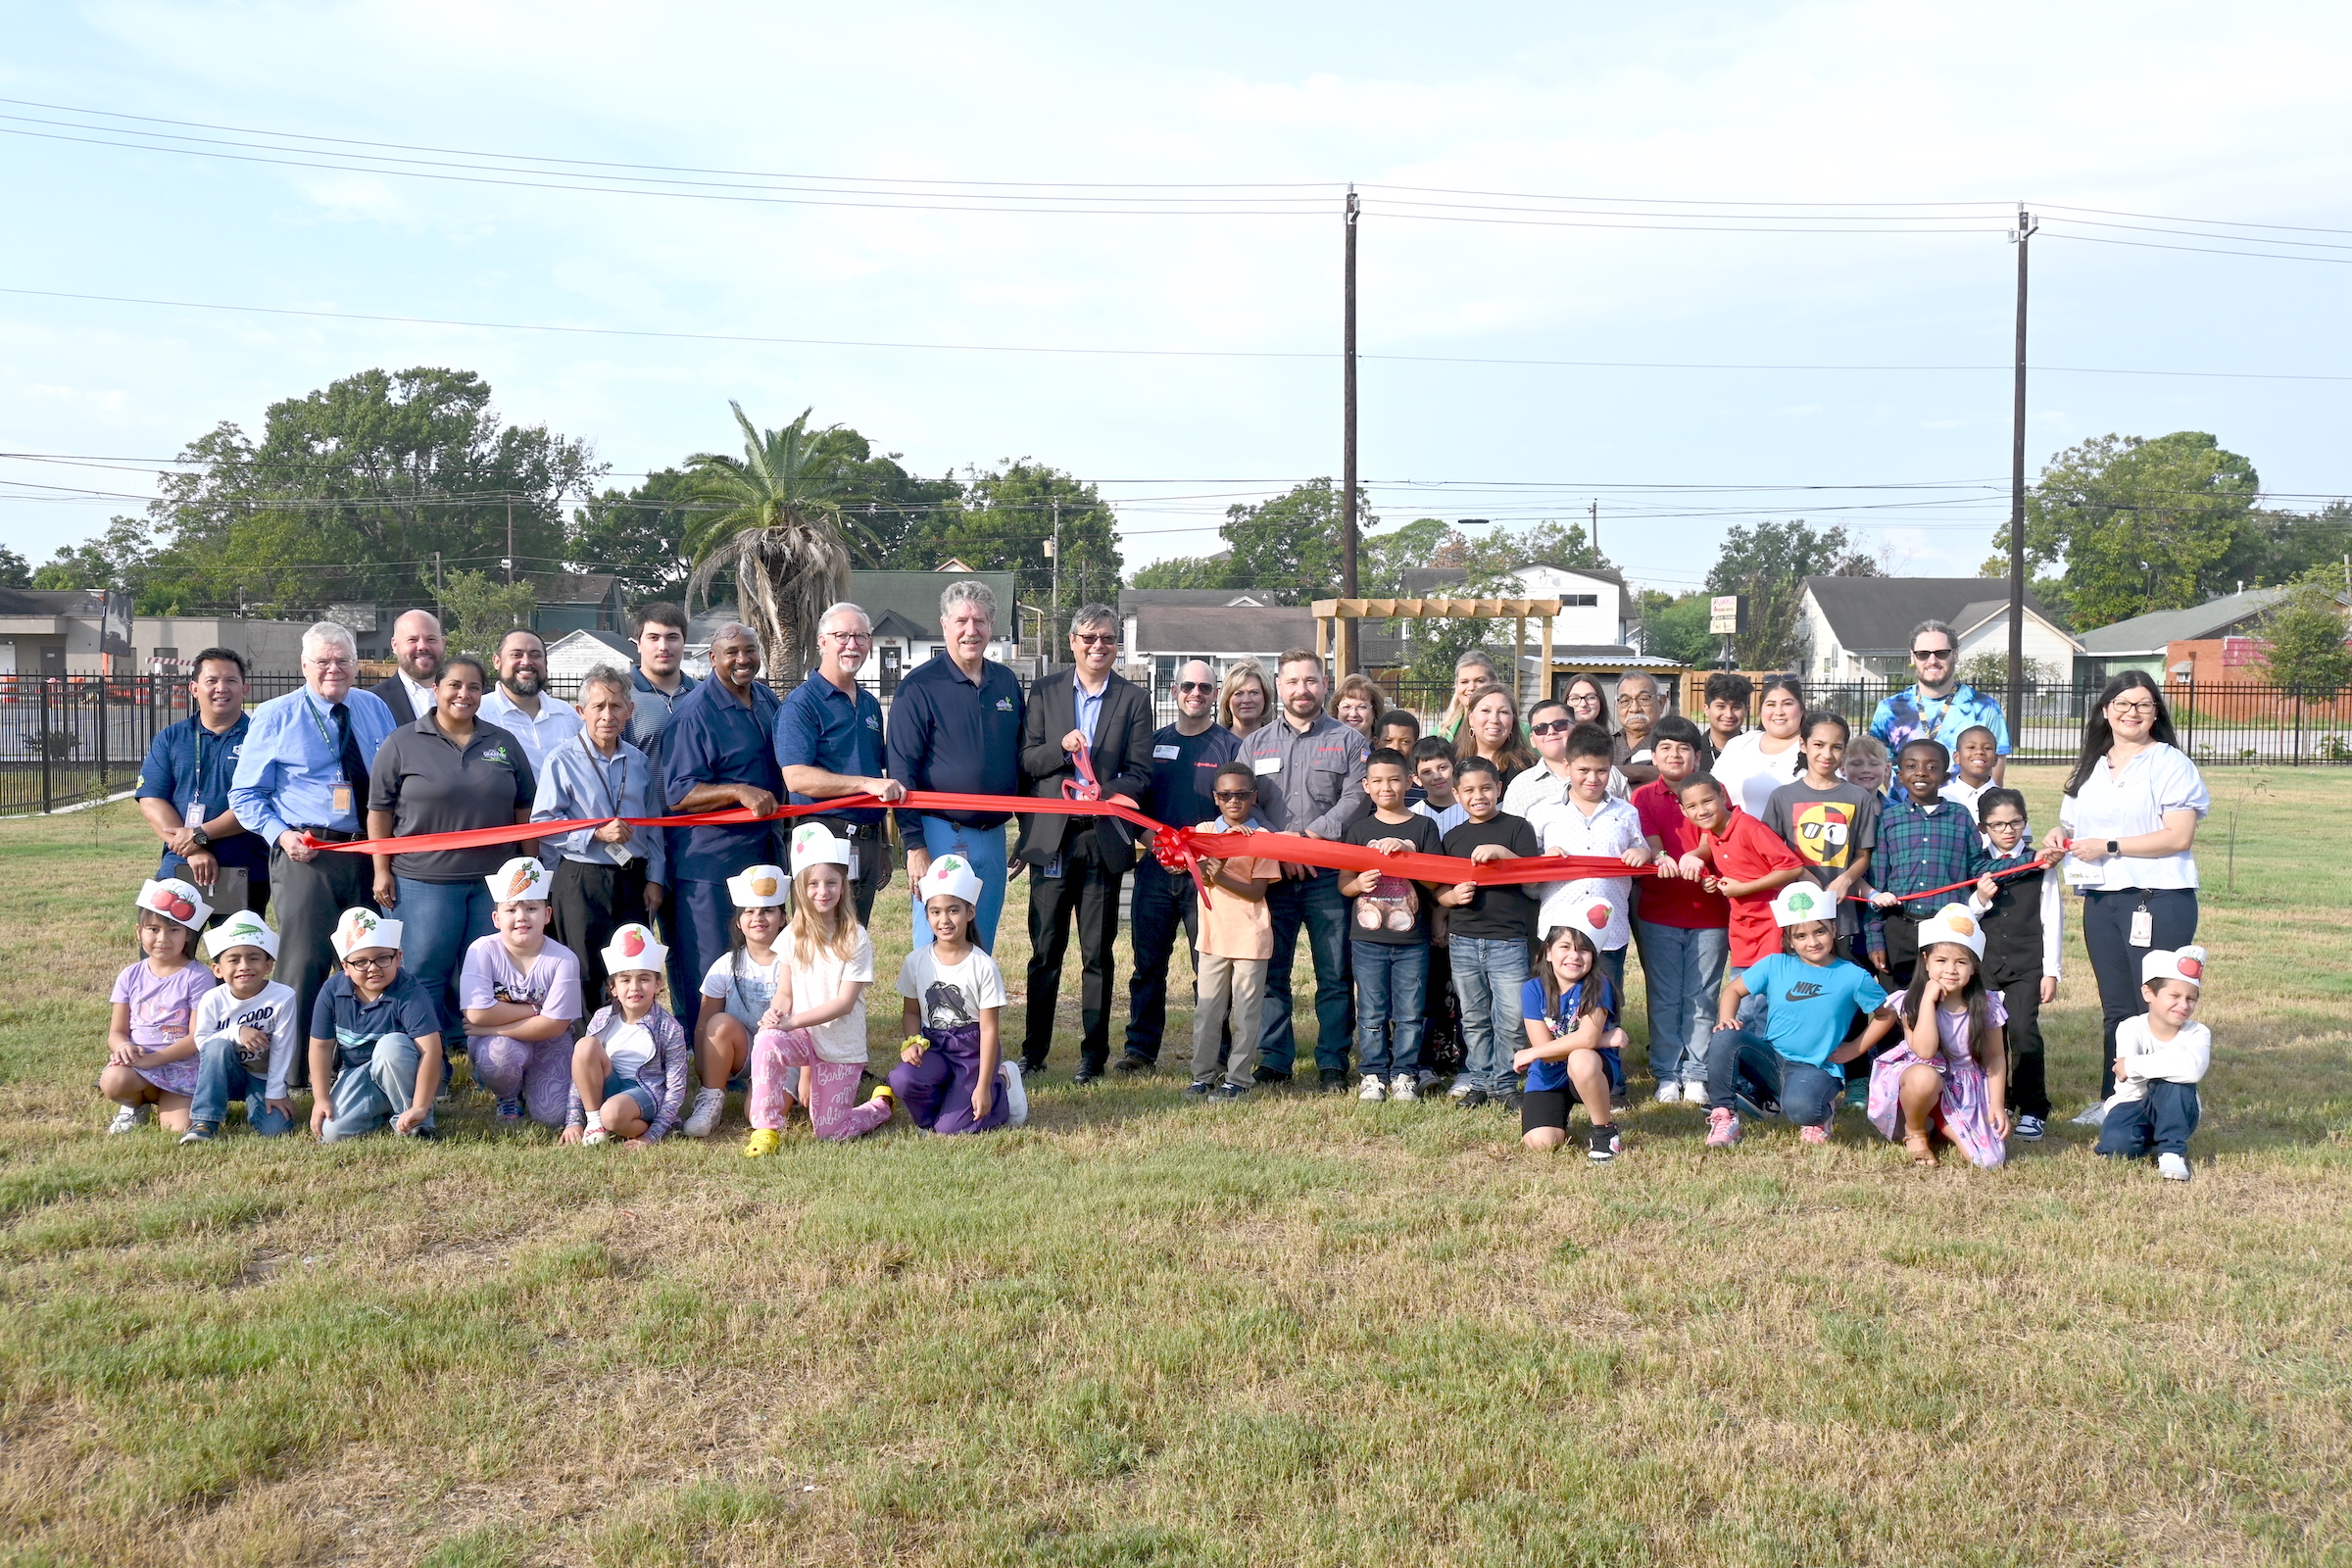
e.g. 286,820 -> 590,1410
505,497 -> 515,586
2007,207 -> 2037,733
1589,499 -> 1599,558
1339,186 -> 1360,679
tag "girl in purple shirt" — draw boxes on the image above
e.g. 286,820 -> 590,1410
100,878 -> 218,1135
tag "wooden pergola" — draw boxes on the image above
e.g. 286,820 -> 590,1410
1310,597 -> 1563,698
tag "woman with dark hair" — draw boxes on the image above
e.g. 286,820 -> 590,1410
1454,681 -> 1538,788
2044,671 -> 2210,1123
1710,673 -> 1807,819
1562,673 -> 1612,735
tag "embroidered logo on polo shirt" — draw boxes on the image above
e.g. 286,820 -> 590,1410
996,698 -> 1013,712
865,714 -> 881,730
483,746 -> 513,765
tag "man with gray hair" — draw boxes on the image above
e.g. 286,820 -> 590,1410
1868,616 -> 2011,789
885,580 -> 1025,952
230,621 -> 399,1057
774,601 -> 906,923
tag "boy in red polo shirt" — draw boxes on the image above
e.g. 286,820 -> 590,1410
1668,771 -> 1807,970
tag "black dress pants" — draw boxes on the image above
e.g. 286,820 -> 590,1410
551,858 -> 653,1010
1022,833 -> 1125,1072
270,844 -> 374,1091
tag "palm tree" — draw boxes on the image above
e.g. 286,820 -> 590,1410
683,402 -> 858,685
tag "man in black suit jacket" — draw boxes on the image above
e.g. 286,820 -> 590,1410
1016,604 -> 1156,1082
369,609 -> 445,725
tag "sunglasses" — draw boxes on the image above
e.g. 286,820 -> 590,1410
1177,680 -> 1215,694
1530,718 -> 1572,736
1911,647 -> 1953,662
1212,789 -> 1255,802
1073,632 -> 1118,647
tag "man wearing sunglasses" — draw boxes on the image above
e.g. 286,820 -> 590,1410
1868,619 -> 2011,797
1015,605 -> 1157,1083
1116,658 -> 1241,1076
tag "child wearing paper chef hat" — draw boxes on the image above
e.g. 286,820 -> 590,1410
564,924 -> 692,1148
886,854 -> 1024,1135
180,912 -> 304,1144
97,878 -> 219,1136
1848,904 -> 2011,1169
2092,947 -> 2212,1182
311,907 -> 446,1142
1516,898 -> 1632,1161
457,857 -> 584,1129
679,862 -> 795,1140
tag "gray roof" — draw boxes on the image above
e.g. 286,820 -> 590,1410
841,568 -> 1021,633
1117,588 -> 1286,612
2074,588 -> 2295,654
1399,564 -> 1625,598
0,587 -> 107,616
1128,603 -> 1402,663
1804,576 -> 2064,653
547,627 -> 634,656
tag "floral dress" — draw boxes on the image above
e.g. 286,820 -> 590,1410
1867,989 -> 2009,1167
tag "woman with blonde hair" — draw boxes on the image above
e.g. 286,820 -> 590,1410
1435,650 -> 1499,742
1453,681 -> 1537,788
1217,661 -> 1273,738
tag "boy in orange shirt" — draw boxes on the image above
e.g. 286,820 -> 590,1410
1187,762 -> 1282,1101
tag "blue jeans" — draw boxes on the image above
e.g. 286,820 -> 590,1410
1259,872 -> 1354,1077
1634,920 -> 1728,1084
187,1035 -> 294,1135
321,1033 -> 435,1141
2096,1081 -> 2201,1159
1450,935 -> 1530,1093
1705,1027 -> 1841,1126
1121,858 -> 1200,1063
1351,940 -> 1428,1078
392,876 -> 495,1042
910,818 -> 1009,955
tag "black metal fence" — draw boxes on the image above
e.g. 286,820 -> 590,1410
9,669 -> 2349,818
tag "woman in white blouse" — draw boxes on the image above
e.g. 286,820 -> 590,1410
2044,671 -> 2210,1117
1710,674 -> 1807,819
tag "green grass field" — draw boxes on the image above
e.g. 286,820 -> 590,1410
3,767 -> 2348,1566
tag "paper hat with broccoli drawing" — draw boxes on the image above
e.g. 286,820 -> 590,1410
204,910 -> 278,960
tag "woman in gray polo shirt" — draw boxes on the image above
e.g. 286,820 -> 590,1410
365,656 -> 538,1044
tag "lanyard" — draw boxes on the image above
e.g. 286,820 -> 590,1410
303,694 -> 338,750
578,734 -> 626,818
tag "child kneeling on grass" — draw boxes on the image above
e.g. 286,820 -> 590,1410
1704,883 -> 1887,1149
2094,947 -> 2211,1183
1517,899 -> 1627,1162
683,863 -> 793,1139
1850,904 -> 2010,1168
743,824 -> 896,1153
565,923 -> 689,1148
180,911 -> 300,1143
309,908 -> 444,1142
1185,762 -> 1278,1102
890,855 -> 1021,1135
461,857 -> 584,1129
100,878 -> 217,1135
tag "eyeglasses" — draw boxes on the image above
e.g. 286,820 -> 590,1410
2108,699 -> 2158,715
342,953 -> 397,969
1073,632 -> 1118,647
1212,789 -> 1255,802
824,630 -> 872,643
1911,647 -> 1953,662
1530,718 -> 1572,736
1177,681 -> 1215,694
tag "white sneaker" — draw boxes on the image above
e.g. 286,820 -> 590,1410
2071,1101 -> 2110,1127
1357,1074 -> 1386,1102
107,1103 -> 149,1135
2157,1152 -> 2191,1182
579,1125 -> 610,1147
1652,1080 -> 1684,1104
1390,1074 -> 1418,1102
1683,1079 -> 1710,1105
999,1060 -> 1029,1127
681,1087 -> 726,1138
1447,1080 -> 1477,1102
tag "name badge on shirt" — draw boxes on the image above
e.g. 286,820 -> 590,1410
1252,757 -> 1282,776
1152,744 -> 1181,760
332,786 -> 352,815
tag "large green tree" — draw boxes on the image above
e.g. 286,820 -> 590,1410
928,463 -> 1120,644
1130,479 -> 1372,604
568,467 -> 698,605
1400,517 -> 1615,682
2015,431 -> 2261,630
1704,519 -> 1879,669
1636,589 -> 1718,667
2256,570 -> 2352,701
0,545 -> 28,589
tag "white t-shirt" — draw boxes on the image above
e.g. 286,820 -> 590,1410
603,1017 -> 657,1081
2057,743 -> 2211,890
791,929 -> 877,1063
896,944 -> 1008,1034
192,979 -> 302,1102
1712,730 -> 1807,820
2109,1012 -> 2213,1100
702,949 -> 788,1029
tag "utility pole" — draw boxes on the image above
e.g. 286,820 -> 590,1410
2007,207 -> 2037,736
1339,185 -> 1360,679
505,497 -> 515,586
1589,499 -> 1599,559
1050,497 -> 1061,655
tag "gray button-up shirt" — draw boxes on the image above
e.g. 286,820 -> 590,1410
531,730 -> 669,887
1237,714 -> 1370,843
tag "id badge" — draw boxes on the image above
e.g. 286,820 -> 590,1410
2128,906 -> 2153,947
848,845 -> 860,880
1252,757 -> 1282,776
332,786 -> 352,815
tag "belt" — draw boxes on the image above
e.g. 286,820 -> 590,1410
297,827 -> 359,843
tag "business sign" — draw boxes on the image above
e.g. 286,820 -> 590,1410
1708,595 -> 1746,636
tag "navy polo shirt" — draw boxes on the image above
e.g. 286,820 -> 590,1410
774,671 -> 886,828
135,713 -> 270,880
663,676 -> 786,882
883,653 -> 1024,833
1142,721 -> 1239,831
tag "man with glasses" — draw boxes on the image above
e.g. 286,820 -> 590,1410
230,622 -> 398,1065
1116,658 -> 1240,1075
1869,619 -> 2011,795
1611,671 -> 1664,789
774,602 -> 906,923
1014,604 -> 1156,1083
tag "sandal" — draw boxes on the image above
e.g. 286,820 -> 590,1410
1902,1130 -> 1938,1167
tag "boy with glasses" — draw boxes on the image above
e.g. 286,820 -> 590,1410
308,908 -> 444,1142
1966,786 -> 2063,1140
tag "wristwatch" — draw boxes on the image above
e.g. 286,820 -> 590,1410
2105,839 -> 2120,857
188,826 -> 213,850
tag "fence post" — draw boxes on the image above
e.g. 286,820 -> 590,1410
2181,671 -> 2196,760
96,670 -> 109,795
38,680 -> 53,815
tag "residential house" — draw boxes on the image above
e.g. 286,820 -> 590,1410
1798,577 -> 2080,686
2072,588 -> 2346,686
532,573 -> 629,639
1117,589 -> 1405,697
543,628 -> 638,691
1396,565 -> 1676,701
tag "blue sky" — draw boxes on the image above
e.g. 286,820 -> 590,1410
4,0 -> 2350,596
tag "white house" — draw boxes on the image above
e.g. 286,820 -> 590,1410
1798,577 -> 2081,685
1118,589 -> 1405,697
1399,565 -> 1631,651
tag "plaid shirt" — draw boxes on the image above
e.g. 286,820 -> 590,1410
1865,798 -> 1994,952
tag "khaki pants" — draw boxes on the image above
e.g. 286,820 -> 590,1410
1192,955 -> 1268,1089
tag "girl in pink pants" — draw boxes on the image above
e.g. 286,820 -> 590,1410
743,824 -> 894,1153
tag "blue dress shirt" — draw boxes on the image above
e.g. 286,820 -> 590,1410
532,730 -> 669,886
229,686 -> 398,845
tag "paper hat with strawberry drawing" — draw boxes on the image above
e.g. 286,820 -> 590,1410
790,822 -> 853,874
2142,945 -> 2207,989
725,863 -> 791,908
135,877 -> 212,932
329,906 -> 403,958
917,853 -> 984,908
601,922 -> 667,976
204,909 -> 278,960
1770,882 -> 1835,929
485,856 -> 552,905
1916,903 -> 1985,959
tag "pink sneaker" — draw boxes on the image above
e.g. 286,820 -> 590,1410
1705,1107 -> 1740,1149
1799,1120 -> 1832,1146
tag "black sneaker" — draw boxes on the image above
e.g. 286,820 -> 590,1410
1501,1090 -> 1524,1115
1588,1123 -> 1622,1163
1456,1088 -> 1490,1109
1112,1055 -> 1153,1076
1210,1083 -> 1249,1102
1318,1068 -> 1351,1094
1072,1065 -> 1104,1086
1252,1065 -> 1292,1088
1182,1080 -> 1213,1099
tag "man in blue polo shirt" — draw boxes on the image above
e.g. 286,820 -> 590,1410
662,621 -> 784,1009
775,602 -> 906,924
884,580 -> 1023,952
135,647 -> 270,919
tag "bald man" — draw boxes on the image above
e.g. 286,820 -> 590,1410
369,610 -> 445,725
